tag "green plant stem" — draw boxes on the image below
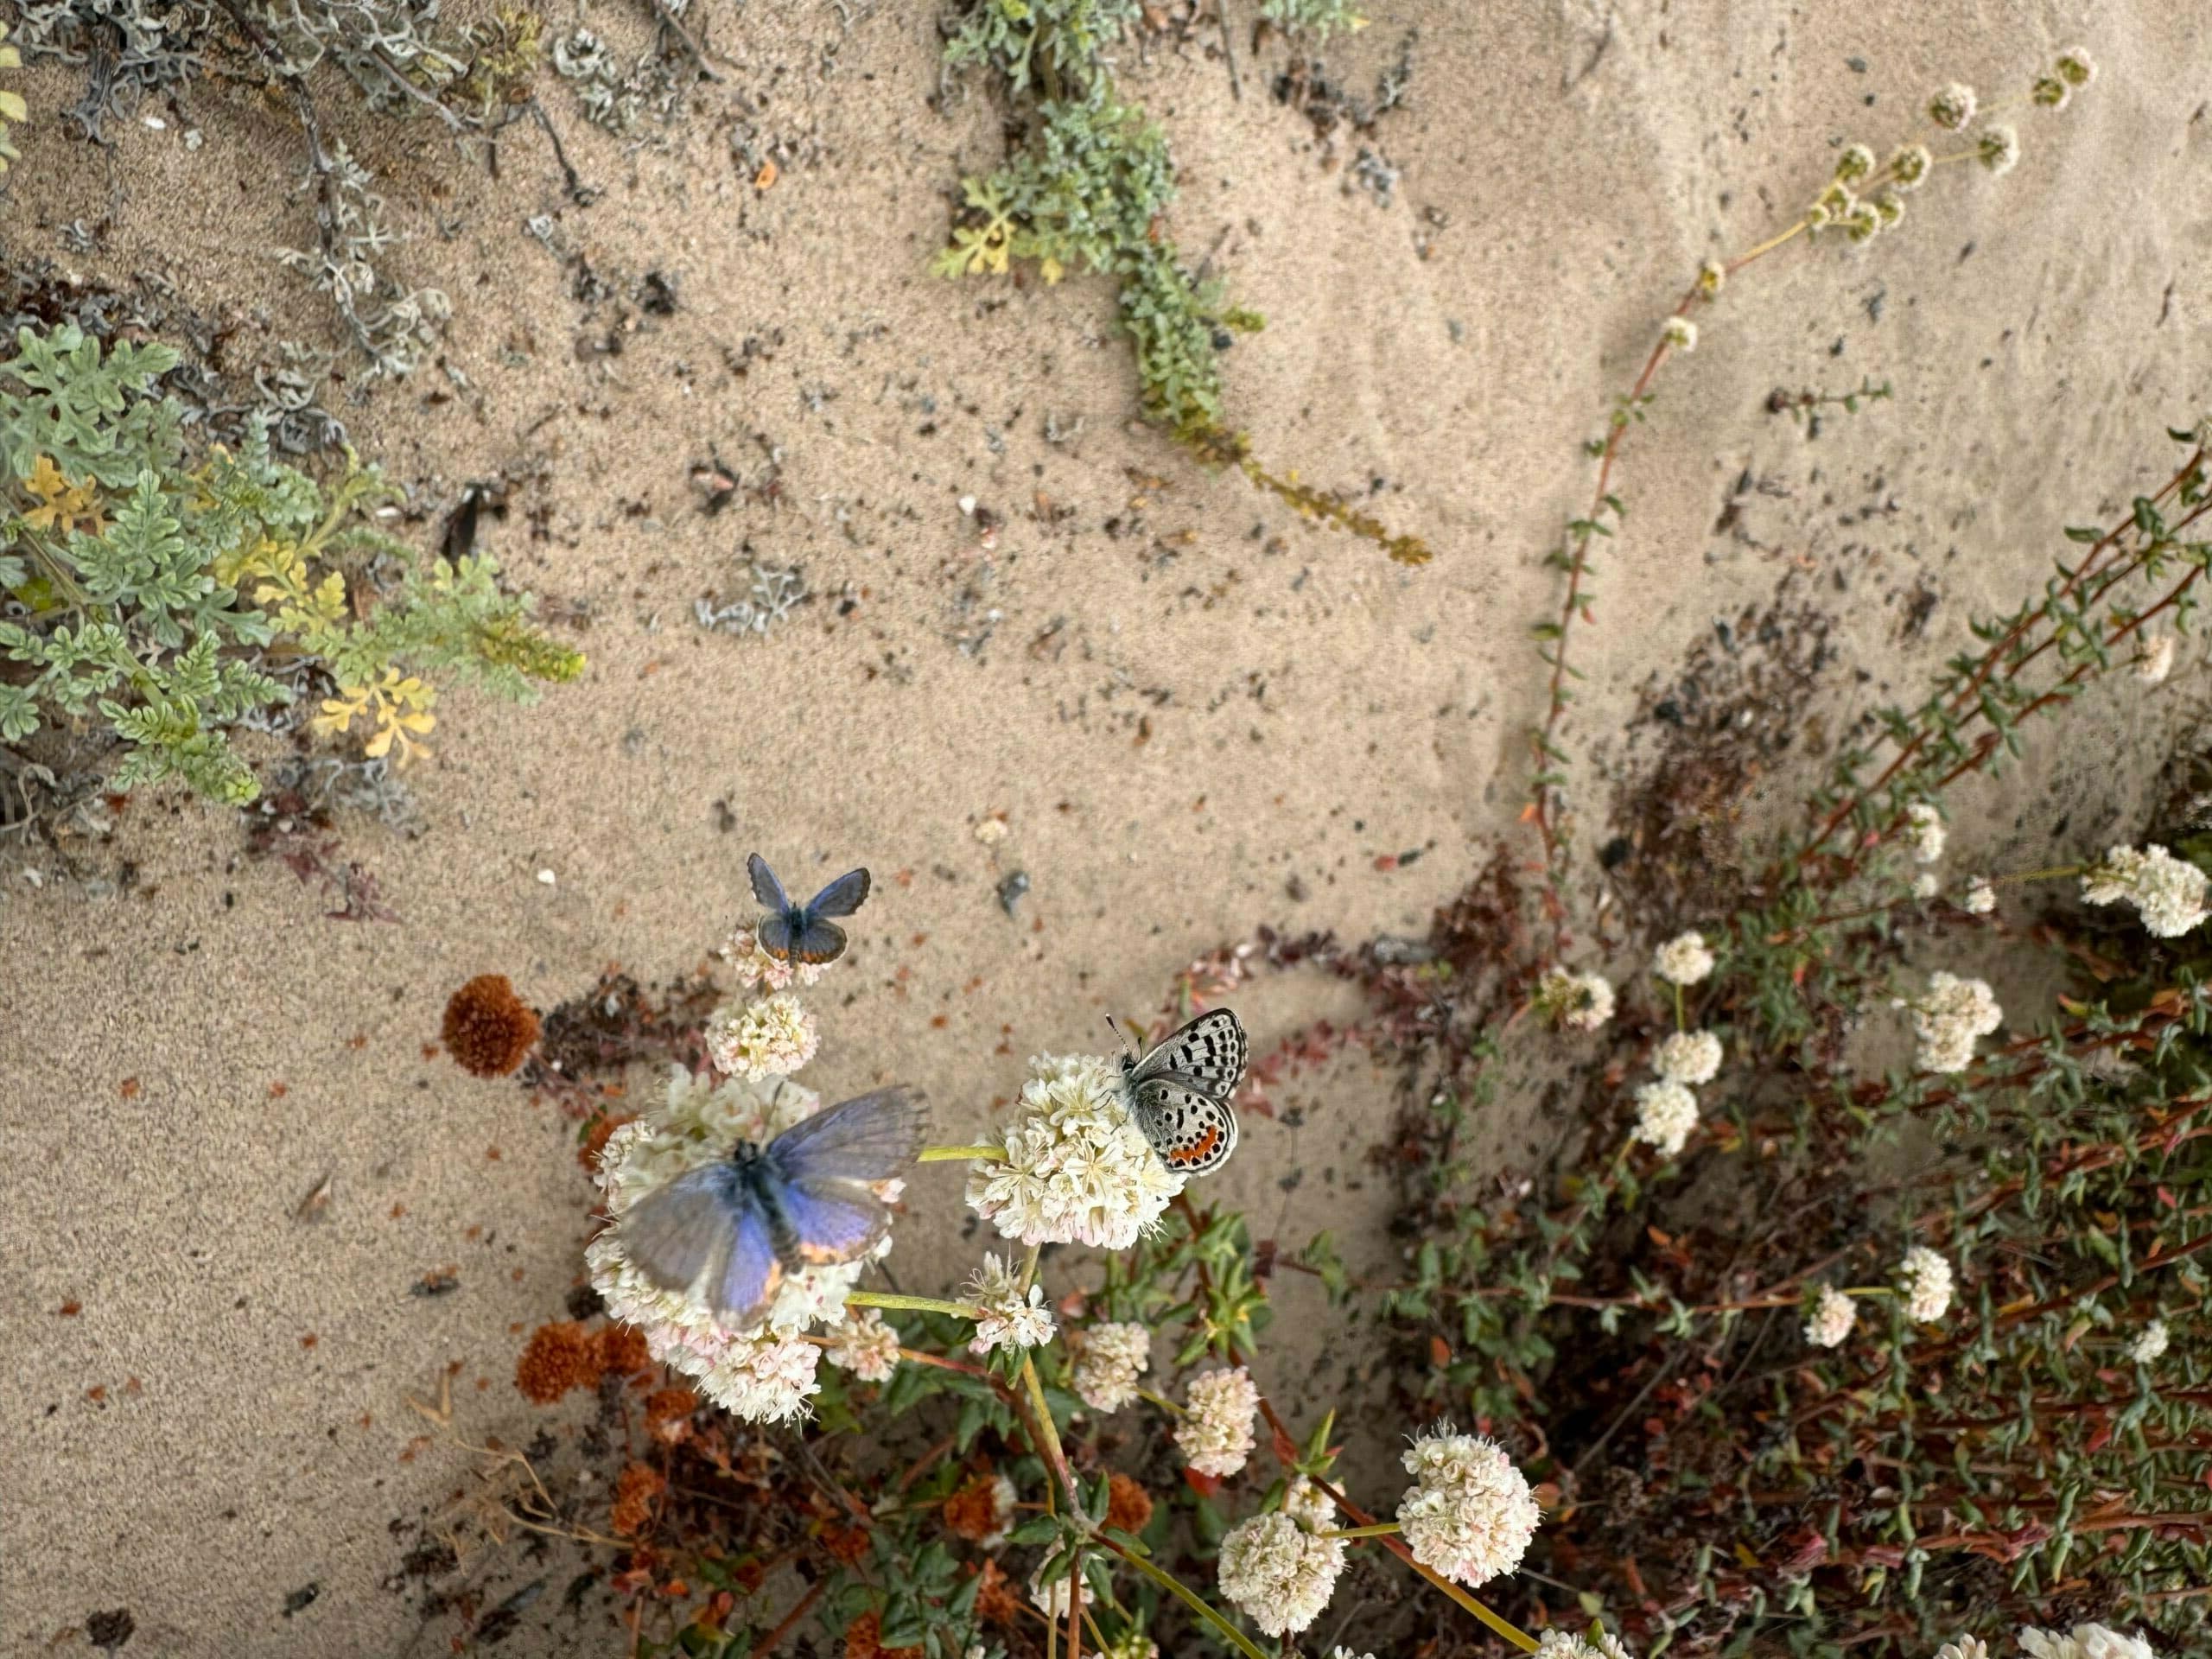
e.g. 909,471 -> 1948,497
1020,1355 -> 1083,1512
846,1291 -> 982,1319
1099,1535 -> 1272,1659
918,1143 -> 1007,1162
1316,1522 -> 1402,1540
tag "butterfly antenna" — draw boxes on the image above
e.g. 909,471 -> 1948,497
1105,1014 -> 1133,1058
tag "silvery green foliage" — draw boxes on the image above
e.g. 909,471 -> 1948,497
1261,0 -> 1365,38
273,140 -> 451,380
8,0 -> 215,137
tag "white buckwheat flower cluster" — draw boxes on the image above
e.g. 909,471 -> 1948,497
1932,1640 -> 1989,1659
1395,1424 -> 1541,1588
588,1070 -> 890,1422
1535,966 -> 1616,1032
1655,1029 -> 1723,1087
1894,971 -> 2003,1073
2135,632 -> 2177,684
1804,1284 -> 1858,1349
1631,1079 -> 1699,1159
1929,81 -> 1977,130
1175,1365 -> 1260,1477
1897,1246 -> 1955,1322
967,1253 -> 1055,1355
1905,803 -> 1947,862
2020,1624 -> 2156,1659
2082,844 -> 2210,938
1653,930 -> 1714,986
967,1053 -> 1181,1249
1536,1630 -> 1634,1659
1070,1320 -> 1151,1412
1217,1503 -> 1346,1637
722,923 -> 828,991
1661,316 -> 1696,353
703,991 -> 820,1082
823,1308 -> 901,1382
1965,879 -> 1998,915
2127,1319 -> 2170,1365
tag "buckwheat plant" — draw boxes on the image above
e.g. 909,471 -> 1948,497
1528,48 -> 2102,925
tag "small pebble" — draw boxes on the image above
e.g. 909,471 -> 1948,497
957,494 -> 978,516
536,868 -> 557,887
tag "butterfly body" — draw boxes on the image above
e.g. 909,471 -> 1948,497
1117,1008 -> 1247,1177
749,852 -> 871,964
620,1085 -> 928,1326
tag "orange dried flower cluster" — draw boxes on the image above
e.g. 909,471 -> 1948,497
969,1560 -> 1020,1626
610,1461 -> 666,1537
515,1321 -> 597,1403
1105,1471 -> 1154,1535
578,1111 -> 635,1174
821,1522 -> 872,1565
842,1611 -> 921,1659
940,1474 -> 1005,1541
442,975 -> 541,1078
644,1385 -> 699,1444
597,1323 -> 651,1377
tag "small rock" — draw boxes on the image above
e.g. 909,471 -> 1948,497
536,868 -> 557,887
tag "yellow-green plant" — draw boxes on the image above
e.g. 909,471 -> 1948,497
0,324 -> 582,804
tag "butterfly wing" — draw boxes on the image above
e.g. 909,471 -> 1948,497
770,1173 -> 897,1266
787,917 -> 849,965
804,868 -> 872,919
765,1086 -> 931,1182
1132,1080 -> 1239,1176
747,852 -> 793,914
1132,1009 -> 1248,1100
621,1163 -> 785,1325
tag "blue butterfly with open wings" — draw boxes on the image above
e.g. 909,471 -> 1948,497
748,852 -> 872,964
620,1086 -> 930,1326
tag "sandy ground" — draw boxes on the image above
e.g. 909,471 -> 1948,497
4,0 -> 2209,1651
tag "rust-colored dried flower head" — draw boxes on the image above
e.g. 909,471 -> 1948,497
970,1560 -> 1020,1626
596,1322 -> 652,1379
610,1461 -> 666,1537
942,1473 -> 1010,1542
842,1611 -> 921,1659
1105,1471 -> 1154,1535
822,1523 -> 873,1565
515,1320 -> 597,1404
643,1384 -> 699,1445
442,975 -> 541,1077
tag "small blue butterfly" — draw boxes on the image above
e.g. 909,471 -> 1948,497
748,852 -> 872,964
620,1086 -> 930,1326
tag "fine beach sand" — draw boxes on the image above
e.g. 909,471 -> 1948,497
4,1 -> 2209,1651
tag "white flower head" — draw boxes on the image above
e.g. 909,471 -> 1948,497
1535,966 -> 1616,1032
2135,632 -> 2177,684
1696,258 -> 1726,298
2128,1319 -> 2170,1365
1965,879 -> 1998,915
823,1308 -> 900,1382
1894,971 -> 2003,1073
1891,143 -> 1933,189
1804,1284 -> 1858,1349
2023,1627 -> 2156,1659
1655,1030 -> 1722,1086
1631,1078 -> 1699,1158
587,1071 -> 895,1421
1978,124 -> 2020,175
1897,1246 -> 1955,1322
1842,200 -> 1885,244
966,1052 -> 1183,1249
1176,1365 -> 1261,1477
1662,316 -> 1697,353
1331,1651 -> 1380,1659
1653,931 -> 1715,987
1283,1474 -> 1337,1533
1933,1640 -> 1990,1659
1538,1632 -> 1636,1659
1029,1567 -> 1081,1620
2082,844 -> 2211,938
702,992 -> 819,1082
1871,191 -> 1905,230
2056,47 -> 2095,88
722,923 -> 827,991
1834,143 -> 1875,183
1395,1424 -> 1541,1588
1905,802 -> 1947,862
1912,872 -> 1942,900
967,1253 -> 1056,1355
1217,1510 -> 1345,1637
1929,81 -> 1978,130
1071,1319 -> 1152,1413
